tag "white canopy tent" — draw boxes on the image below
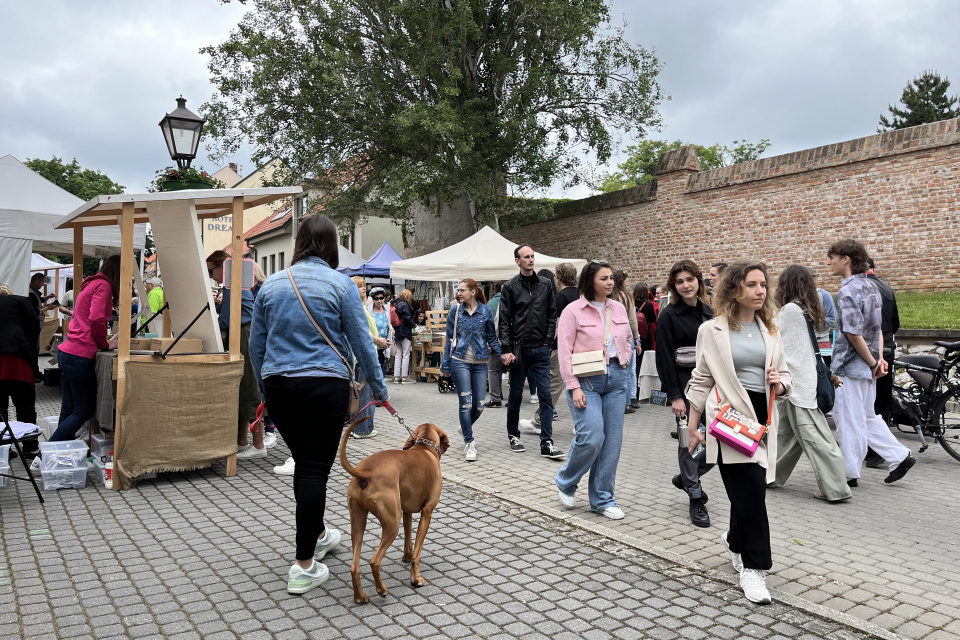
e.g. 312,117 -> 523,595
338,245 -> 364,269
390,225 -> 588,281
0,154 -> 146,295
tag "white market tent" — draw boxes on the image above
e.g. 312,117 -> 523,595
0,154 -> 146,295
338,245 -> 364,269
390,225 -> 588,281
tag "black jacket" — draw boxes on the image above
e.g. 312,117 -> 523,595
866,274 -> 899,354
498,273 -> 557,349
393,300 -> 416,341
550,286 -> 579,349
655,299 -> 714,401
0,294 -> 41,363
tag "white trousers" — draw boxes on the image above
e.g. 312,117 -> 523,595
393,338 -> 412,379
834,375 -> 910,479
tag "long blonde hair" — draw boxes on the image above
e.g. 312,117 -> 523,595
712,261 -> 778,333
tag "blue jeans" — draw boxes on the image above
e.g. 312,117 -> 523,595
449,360 -> 488,443
556,360 -> 629,511
54,350 -> 97,441
507,346 -> 553,443
353,366 -> 376,434
628,349 -> 637,401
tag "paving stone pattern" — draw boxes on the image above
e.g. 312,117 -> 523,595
354,378 -> 960,640
1,382 -> 882,640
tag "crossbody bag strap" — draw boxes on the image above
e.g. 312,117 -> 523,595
713,385 -> 775,427
286,269 -> 355,381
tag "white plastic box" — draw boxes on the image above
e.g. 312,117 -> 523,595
39,440 -> 88,471
89,457 -> 106,486
90,434 -> 114,460
40,416 -> 59,439
41,467 -> 87,491
0,462 -> 9,488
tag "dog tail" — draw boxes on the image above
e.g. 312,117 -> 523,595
339,416 -> 372,479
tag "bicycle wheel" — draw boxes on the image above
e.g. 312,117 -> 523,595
935,390 -> 960,462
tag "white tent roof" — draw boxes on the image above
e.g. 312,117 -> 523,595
390,225 -> 588,281
0,154 -> 145,255
338,245 -> 364,269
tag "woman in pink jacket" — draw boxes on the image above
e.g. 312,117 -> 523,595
555,260 -> 635,520
52,256 -> 121,441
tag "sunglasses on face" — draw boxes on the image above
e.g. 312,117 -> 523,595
373,296 -> 384,301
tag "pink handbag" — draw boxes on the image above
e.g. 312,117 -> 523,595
707,387 -> 774,457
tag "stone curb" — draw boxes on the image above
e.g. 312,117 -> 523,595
345,439 -> 904,640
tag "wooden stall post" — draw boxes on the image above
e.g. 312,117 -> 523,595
161,307 -> 171,338
73,227 -> 83,293
225,196 -> 244,477
112,202 -> 135,490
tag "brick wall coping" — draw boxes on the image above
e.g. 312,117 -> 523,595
552,181 -> 656,219
897,329 -> 960,339
685,118 -> 960,193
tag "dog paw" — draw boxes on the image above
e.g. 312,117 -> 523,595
354,592 -> 369,604
401,553 -> 412,562
411,577 -> 426,588
375,586 -> 389,597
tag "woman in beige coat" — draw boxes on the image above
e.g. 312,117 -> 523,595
685,261 -> 793,606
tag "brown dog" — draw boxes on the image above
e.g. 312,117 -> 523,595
339,418 -> 449,604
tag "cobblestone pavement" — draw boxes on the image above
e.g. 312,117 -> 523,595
348,378 -> 960,640
0,382 -> 890,640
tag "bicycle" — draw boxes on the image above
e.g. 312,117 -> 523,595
891,340 -> 960,462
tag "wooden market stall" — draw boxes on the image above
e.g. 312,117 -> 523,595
55,187 -> 301,489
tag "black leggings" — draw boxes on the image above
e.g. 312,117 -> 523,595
717,389 -> 771,571
264,375 -> 350,561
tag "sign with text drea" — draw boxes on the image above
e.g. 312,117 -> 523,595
206,216 -> 232,232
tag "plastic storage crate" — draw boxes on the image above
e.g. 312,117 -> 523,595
40,416 -> 59,439
41,467 -> 87,491
91,434 -> 114,460
39,440 -> 88,471
0,444 -> 9,462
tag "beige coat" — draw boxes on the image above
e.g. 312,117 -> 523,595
685,316 -> 793,483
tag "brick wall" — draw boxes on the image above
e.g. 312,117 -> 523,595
505,118 -> 960,292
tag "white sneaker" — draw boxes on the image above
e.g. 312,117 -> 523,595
464,442 -> 477,462
287,561 -> 329,595
519,418 -> 541,435
530,394 -> 539,404
599,506 -> 625,520
263,432 -> 277,448
721,531 -> 744,573
739,568 -> 772,604
350,429 -> 378,439
274,457 -> 295,475
236,444 -> 267,459
314,528 -> 342,560
558,487 -> 576,508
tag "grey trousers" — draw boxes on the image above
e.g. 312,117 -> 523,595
487,356 -> 503,402
532,349 -> 564,427
677,398 -> 713,499
775,400 -> 851,501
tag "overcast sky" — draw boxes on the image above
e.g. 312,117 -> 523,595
2,0 -> 958,198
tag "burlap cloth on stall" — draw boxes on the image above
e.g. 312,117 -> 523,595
115,360 -> 243,489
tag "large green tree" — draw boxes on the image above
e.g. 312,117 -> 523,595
24,156 -> 124,201
878,70 -> 959,132
202,0 -> 664,246
597,138 -> 771,192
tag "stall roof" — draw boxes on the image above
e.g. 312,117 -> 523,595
390,225 -> 588,281
54,187 -> 303,229
339,241 -> 404,277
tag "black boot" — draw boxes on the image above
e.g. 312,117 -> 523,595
689,497 -> 710,528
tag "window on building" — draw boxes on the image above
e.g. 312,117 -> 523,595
262,257 -> 268,273
279,252 -> 285,270
270,254 -> 276,274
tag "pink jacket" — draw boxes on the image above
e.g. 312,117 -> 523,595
558,296 -> 635,390
59,274 -> 114,360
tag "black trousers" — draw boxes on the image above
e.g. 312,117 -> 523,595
264,375 -> 349,561
676,397 -> 713,499
717,389 -> 772,571
0,380 -> 36,426
874,355 -> 895,423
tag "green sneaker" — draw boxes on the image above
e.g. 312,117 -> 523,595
315,528 -> 342,561
287,561 -> 329,595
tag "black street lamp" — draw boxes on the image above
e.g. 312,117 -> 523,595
158,96 -> 206,170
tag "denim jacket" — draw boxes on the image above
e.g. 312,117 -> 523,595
248,257 -> 388,401
440,302 -> 501,372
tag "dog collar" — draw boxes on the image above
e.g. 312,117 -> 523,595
411,432 -> 444,458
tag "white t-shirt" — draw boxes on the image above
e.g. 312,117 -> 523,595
589,301 -> 617,359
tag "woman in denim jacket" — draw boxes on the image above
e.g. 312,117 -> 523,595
555,261 -> 634,520
249,215 -> 388,596
440,278 -> 501,462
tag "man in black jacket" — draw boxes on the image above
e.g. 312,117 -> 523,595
865,258 -> 900,468
499,245 -> 564,459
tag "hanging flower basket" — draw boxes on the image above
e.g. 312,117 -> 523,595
149,166 -> 225,192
